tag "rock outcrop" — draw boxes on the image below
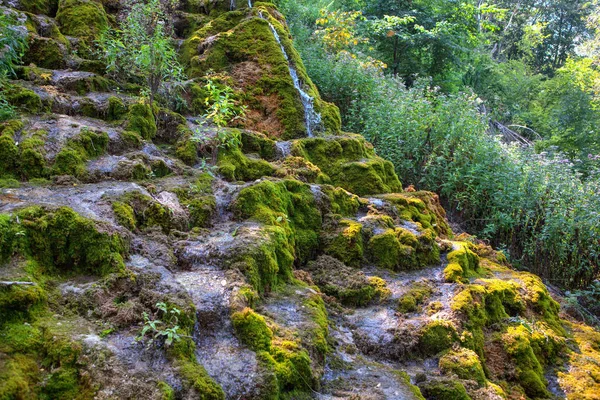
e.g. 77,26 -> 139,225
1,1 -> 599,399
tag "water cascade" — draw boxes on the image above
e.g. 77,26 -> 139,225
259,12 -> 322,137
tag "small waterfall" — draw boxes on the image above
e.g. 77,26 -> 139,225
259,12 -> 322,137
248,0 -> 252,8
230,0 -> 235,10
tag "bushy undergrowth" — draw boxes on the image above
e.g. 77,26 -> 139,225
279,1 -> 600,290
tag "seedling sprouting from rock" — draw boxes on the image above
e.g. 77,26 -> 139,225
137,302 -> 182,348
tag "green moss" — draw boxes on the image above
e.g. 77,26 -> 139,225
231,307 -> 273,352
52,148 -> 85,176
444,263 -> 464,283
228,226 -> 295,293
111,201 -> 136,231
0,284 -> 46,323
233,179 -> 321,269
52,129 -> 109,177
117,192 -> 173,232
398,282 -> 433,313
121,130 -> 143,149
157,381 -> 175,400
501,324 -> 550,398
217,130 -> 275,181
320,185 -> 361,217
382,192 -> 452,237
11,207 -> 127,275
307,255 -> 375,306
20,133 -> 48,179
4,85 -> 44,113
291,136 -> 402,196
176,133 -> 199,166
188,196 -> 216,228
23,36 -> 66,69
177,357 -> 225,400
439,347 -> 486,386
17,0 -> 58,14
418,321 -> 458,356
241,130 -> 277,160
418,379 -> 470,400
56,0 -> 109,41
127,101 -> 157,140
108,97 -> 127,121
0,178 -> 20,188
368,227 -> 439,271
323,219 -> 363,267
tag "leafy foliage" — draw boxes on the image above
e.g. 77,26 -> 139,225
97,0 -> 185,108
137,302 -> 182,347
192,79 -> 246,163
0,12 -> 28,121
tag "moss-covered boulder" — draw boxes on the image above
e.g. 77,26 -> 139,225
291,135 -> 402,196
56,0 -> 109,41
182,5 -> 340,138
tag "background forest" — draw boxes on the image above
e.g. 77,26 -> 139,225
275,0 -> 600,300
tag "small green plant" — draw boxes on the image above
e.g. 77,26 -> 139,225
191,79 -> 246,163
137,302 -> 182,347
0,12 -> 28,121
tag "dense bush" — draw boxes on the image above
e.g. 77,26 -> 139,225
278,0 -> 600,289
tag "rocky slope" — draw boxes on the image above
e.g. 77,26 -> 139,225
1,0 -> 600,399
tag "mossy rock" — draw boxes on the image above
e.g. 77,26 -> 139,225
56,0 -> 109,42
182,6 -> 340,138
368,227 -> 439,271
233,179 -> 321,267
418,379 -> 470,400
398,281 -> 433,313
217,130 -> 276,181
322,219 -> 363,267
2,206 -> 127,276
23,35 -> 67,69
291,136 -> 402,196
439,347 -> 486,386
306,255 -> 376,306
382,192 -> 452,237
127,101 -> 157,140
231,307 -> 273,352
418,321 -> 458,356
16,0 -> 59,14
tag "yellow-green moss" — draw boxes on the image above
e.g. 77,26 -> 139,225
439,347 -> 486,386
398,281 -> 433,313
306,255 -> 375,306
117,192 -> 173,233
233,179 -> 321,268
417,379 -> 470,400
127,101 -> 157,140
382,192 -> 452,237
323,219 -> 363,267
17,0 -> 58,14
111,201 -> 136,230
320,185 -> 362,217
291,136 -> 402,196
217,130 -> 275,181
231,307 -> 273,352
368,227 -> 439,271
56,0 -> 109,41
170,339 -> 225,399
418,321 -> 458,356
9,206 -> 127,276
444,242 -> 480,283
4,85 -> 45,113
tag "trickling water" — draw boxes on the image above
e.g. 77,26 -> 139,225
259,12 -> 322,137
275,141 -> 292,159
248,0 -> 252,8
230,0 -> 235,10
